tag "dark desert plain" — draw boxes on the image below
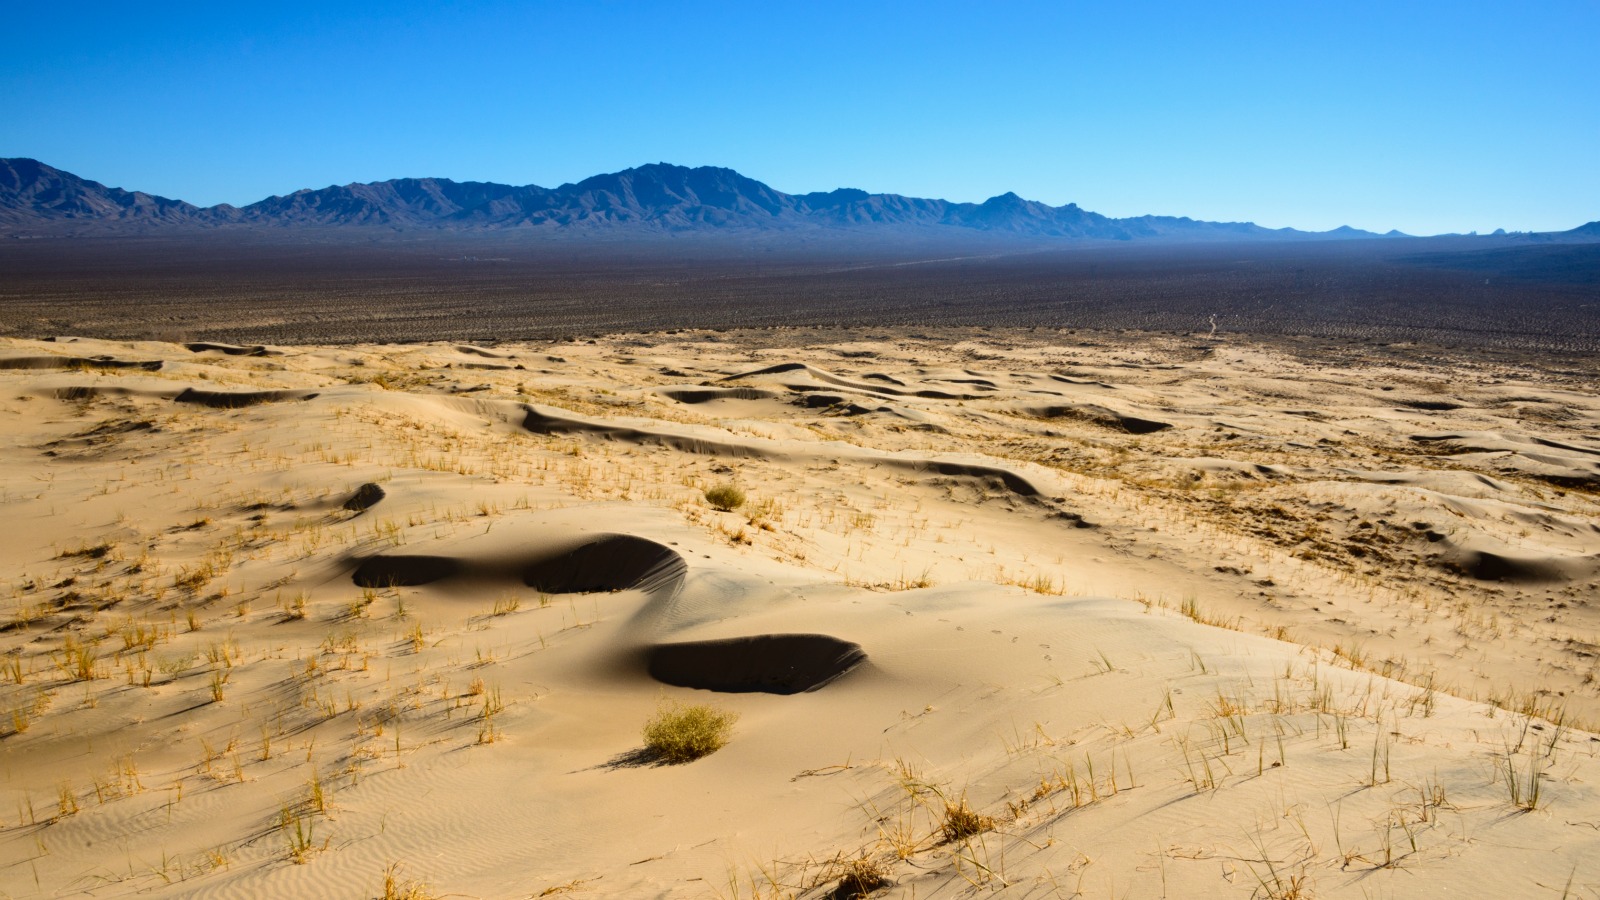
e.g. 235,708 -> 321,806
5,202 -> 1600,897
3,231 -> 1600,357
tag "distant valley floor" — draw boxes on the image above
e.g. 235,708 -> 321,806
2,235 -> 1598,358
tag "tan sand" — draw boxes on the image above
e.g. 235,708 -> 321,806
0,330 -> 1597,898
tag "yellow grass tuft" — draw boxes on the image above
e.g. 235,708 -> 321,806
642,699 -> 738,763
830,855 -> 892,899
703,483 -> 747,511
938,795 -> 995,844
381,862 -> 439,900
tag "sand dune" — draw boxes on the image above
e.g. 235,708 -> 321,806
1,330 -> 1598,898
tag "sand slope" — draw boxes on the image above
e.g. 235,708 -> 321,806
1,331 -> 1598,898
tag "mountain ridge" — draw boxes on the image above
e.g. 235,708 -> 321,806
4,157 -> 1596,243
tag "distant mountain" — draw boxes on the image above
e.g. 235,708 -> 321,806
2,156 -> 1588,244
0,158 -> 223,227
223,164 -> 1391,241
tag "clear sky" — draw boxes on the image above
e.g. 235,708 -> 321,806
4,1 -> 1596,235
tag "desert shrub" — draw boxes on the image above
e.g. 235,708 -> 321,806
703,483 -> 746,511
642,700 -> 737,763
831,856 -> 891,898
939,796 -> 995,843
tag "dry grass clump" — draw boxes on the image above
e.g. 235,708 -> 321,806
830,856 -> 891,899
642,699 -> 738,763
703,483 -> 746,511
381,862 -> 440,900
938,795 -> 995,844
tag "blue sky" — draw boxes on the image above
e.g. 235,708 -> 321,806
4,1 -> 1596,234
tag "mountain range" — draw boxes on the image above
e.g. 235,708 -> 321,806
3,157 -> 1596,243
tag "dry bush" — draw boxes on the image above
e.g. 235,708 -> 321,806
642,700 -> 738,763
939,795 -> 995,843
703,483 -> 746,511
830,856 -> 891,899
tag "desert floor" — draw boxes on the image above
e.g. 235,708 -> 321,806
1,329 -> 1598,899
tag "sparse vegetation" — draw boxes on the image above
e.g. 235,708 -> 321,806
938,794 -> 994,844
703,483 -> 747,511
381,863 -> 439,900
642,699 -> 738,763
830,855 -> 891,899
282,806 -> 322,863
4,315 -> 1600,899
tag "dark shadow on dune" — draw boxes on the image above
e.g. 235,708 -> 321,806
595,747 -> 670,770
455,344 -> 514,359
184,341 -> 275,356
353,555 -> 464,587
661,386 -> 778,403
50,385 -> 176,401
0,356 -> 161,371
885,458 -> 1041,497
645,634 -> 866,694
724,362 -> 808,379
725,362 -> 987,399
521,406 -> 759,457
1022,403 -> 1171,434
797,392 -> 848,408
1049,375 -> 1117,389
342,482 -> 386,513
1531,436 -> 1600,457
524,533 -> 687,595
1398,399 -> 1464,411
349,533 -> 686,597
1450,550 -> 1569,584
175,387 -> 318,409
